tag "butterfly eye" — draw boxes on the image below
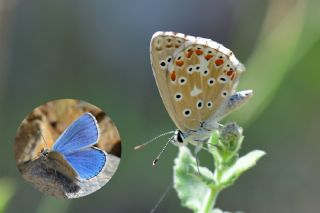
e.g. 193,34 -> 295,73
187,65 -> 194,74
196,100 -> 203,109
178,77 -> 187,85
183,109 -> 192,117
207,78 -> 215,86
207,101 -> 213,108
202,69 -> 209,76
172,130 -> 187,147
175,93 -> 183,101
176,133 -> 184,143
218,75 -> 228,84
221,90 -> 229,97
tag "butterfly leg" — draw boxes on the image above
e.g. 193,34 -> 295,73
194,145 -> 202,177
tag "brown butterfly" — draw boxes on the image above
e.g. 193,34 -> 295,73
137,32 -> 252,164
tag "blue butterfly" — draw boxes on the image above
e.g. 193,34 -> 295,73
41,113 -> 107,180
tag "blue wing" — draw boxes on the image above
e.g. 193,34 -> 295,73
52,113 -> 100,154
64,147 -> 107,179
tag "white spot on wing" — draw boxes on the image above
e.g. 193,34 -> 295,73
207,101 -> 213,108
178,77 -> 187,85
175,92 -> 183,101
183,109 -> 192,117
190,86 -> 202,97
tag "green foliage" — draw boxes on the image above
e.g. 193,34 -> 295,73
35,197 -> 70,213
211,209 -> 244,213
174,146 -> 216,213
0,178 -> 15,213
236,0 -> 313,125
173,123 -> 265,213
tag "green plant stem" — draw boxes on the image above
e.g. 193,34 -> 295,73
0,178 -> 15,213
202,161 -> 228,212
202,186 -> 220,213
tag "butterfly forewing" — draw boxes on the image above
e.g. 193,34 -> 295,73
150,32 -> 245,131
52,113 -> 99,154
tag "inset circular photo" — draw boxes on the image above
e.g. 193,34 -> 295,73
14,99 -> 121,198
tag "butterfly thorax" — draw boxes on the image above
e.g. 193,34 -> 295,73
185,129 -> 214,145
172,120 -> 219,146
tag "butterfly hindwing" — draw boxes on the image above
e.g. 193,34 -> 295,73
52,113 -> 99,154
150,32 -> 245,131
63,147 -> 107,180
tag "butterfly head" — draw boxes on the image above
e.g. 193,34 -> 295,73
171,130 -> 188,147
40,148 -> 49,160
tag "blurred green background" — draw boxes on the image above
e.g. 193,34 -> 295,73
1,0 -> 320,212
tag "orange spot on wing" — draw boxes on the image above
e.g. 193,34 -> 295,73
185,50 -> 193,58
176,60 -> 184,67
205,54 -> 213,60
171,71 -> 176,81
175,45 -> 180,48
215,59 -> 224,66
195,49 -> 203,55
227,70 -> 234,76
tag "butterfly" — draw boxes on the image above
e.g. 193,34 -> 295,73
145,31 -> 252,164
40,112 -> 107,180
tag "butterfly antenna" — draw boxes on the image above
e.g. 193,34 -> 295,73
38,129 -> 48,148
134,131 -> 175,150
152,136 -> 173,166
28,129 -> 48,162
150,181 -> 173,213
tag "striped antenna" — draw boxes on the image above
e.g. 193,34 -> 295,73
134,130 -> 175,150
152,136 -> 173,166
